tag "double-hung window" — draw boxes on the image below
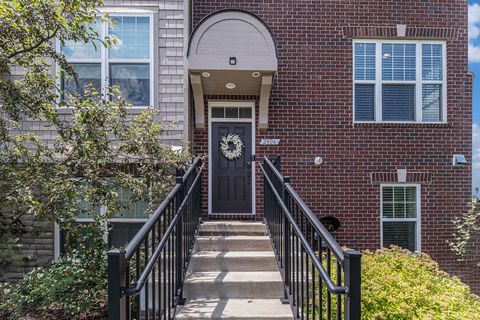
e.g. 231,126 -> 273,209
353,40 -> 446,123
381,184 -> 421,252
60,13 -> 153,107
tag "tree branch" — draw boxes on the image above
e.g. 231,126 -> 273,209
7,26 -> 60,60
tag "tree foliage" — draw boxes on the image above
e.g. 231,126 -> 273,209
0,0 -> 113,140
0,0 -> 191,277
449,197 -> 480,265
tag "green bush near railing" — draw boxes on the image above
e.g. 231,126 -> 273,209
308,246 -> 480,320
361,247 -> 480,320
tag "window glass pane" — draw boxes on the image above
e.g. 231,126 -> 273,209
406,203 -> 417,218
382,85 -> 415,121
354,84 -> 375,121
422,84 -> 442,122
405,187 -> 417,202
109,16 -> 150,59
394,187 -> 405,202
211,107 -> 225,118
354,43 -> 376,81
225,107 -> 239,118
59,222 -> 95,256
383,202 -> 394,218
110,64 -> 150,106
382,187 -> 393,202
109,222 -> 145,248
383,221 -> 416,251
382,44 -> 416,81
422,44 -> 443,81
116,187 -> 149,219
62,63 -> 101,100
77,201 -> 102,219
61,21 -> 102,59
394,203 -> 406,218
382,186 -> 418,219
239,108 -> 252,118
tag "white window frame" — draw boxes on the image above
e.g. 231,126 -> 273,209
56,9 -> 155,108
54,206 -> 149,258
353,39 -> 447,124
380,183 -> 421,252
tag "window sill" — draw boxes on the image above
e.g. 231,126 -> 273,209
354,122 -> 450,128
55,106 -> 151,115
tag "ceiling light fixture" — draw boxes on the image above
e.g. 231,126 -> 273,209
252,72 -> 261,78
225,83 -> 236,89
202,72 -> 210,78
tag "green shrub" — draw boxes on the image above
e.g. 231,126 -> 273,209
0,223 -> 108,320
362,247 -> 480,319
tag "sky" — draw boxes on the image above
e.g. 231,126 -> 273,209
469,1 -> 480,194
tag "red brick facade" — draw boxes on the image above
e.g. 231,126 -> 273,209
191,1 -> 478,291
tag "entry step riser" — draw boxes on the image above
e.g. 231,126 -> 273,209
189,254 -> 278,272
195,237 -> 272,252
199,230 -> 267,236
183,281 -> 284,299
199,222 -> 267,236
174,299 -> 293,320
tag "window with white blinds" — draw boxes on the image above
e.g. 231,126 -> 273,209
381,185 -> 421,252
353,40 -> 446,123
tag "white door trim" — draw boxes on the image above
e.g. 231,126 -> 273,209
208,101 -> 256,216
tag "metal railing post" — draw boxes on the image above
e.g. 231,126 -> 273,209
344,250 -> 362,320
282,176 -> 290,304
175,175 -> 186,305
274,155 -> 281,171
107,249 -> 127,320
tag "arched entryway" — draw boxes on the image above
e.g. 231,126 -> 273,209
188,10 -> 277,216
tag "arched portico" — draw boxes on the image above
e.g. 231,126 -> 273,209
188,10 -> 278,129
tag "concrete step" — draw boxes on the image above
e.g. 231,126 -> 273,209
194,236 -> 272,252
199,221 -> 267,236
189,251 -> 278,272
183,271 -> 284,299
175,299 -> 293,319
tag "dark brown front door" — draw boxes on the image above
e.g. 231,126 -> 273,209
212,122 -> 252,214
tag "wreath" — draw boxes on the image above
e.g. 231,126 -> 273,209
220,134 -> 244,160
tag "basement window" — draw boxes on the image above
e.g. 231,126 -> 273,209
57,186 -> 149,256
353,40 -> 446,123
381,184 -> 421,252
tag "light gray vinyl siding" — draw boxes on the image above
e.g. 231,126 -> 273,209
9,0 -> 189,146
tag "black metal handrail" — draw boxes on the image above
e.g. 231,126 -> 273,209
260,156 -> 361,320
107,157 -> 203,320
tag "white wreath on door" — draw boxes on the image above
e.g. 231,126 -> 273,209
220,134 -> 244,160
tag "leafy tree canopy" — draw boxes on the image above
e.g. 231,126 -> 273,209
0,0 -> 191,275
0,0 -> 114,139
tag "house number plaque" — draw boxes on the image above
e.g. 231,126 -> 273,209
260,139 -> 280,145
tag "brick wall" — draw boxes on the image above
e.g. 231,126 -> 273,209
191,0 -> 478,291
